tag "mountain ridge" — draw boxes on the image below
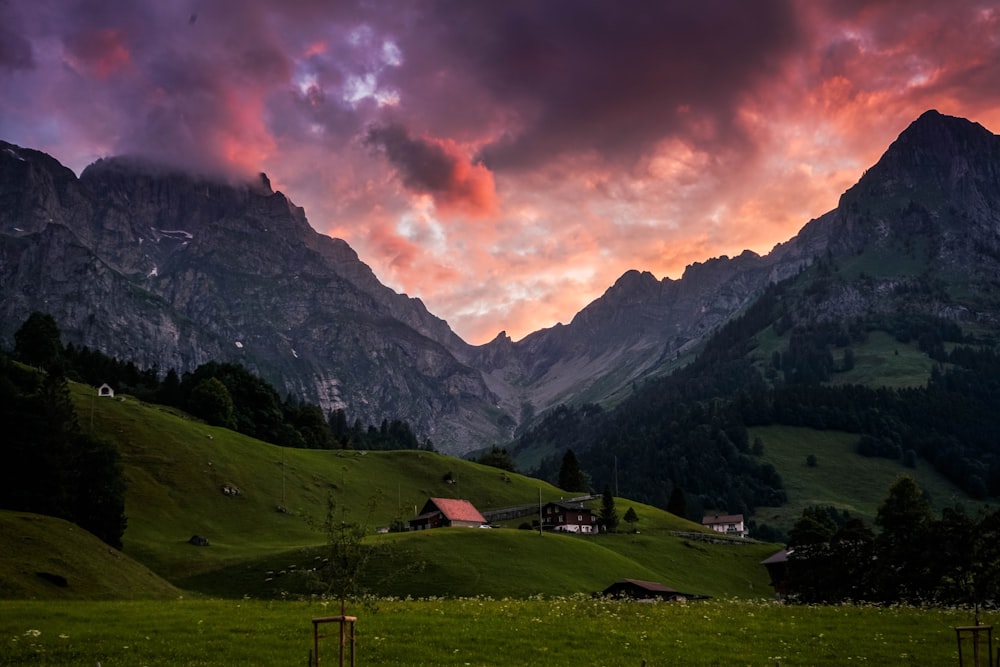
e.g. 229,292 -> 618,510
3,110 -> 998,453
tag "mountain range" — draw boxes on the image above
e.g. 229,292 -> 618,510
3,110 -> 999,455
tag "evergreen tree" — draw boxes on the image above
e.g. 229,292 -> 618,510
666,483 -> 687,519
0,358 -> 126,548
15,312 -> 63,368
557,449 -> 588,492
873,476 -> 935,602
623,506 -> 639,532
599,485 -> 619,533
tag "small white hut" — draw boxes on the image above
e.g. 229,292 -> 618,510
98,383 -> 115,398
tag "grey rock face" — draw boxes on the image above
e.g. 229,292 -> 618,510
0,145 -> 498,453
3,110 -> 998,453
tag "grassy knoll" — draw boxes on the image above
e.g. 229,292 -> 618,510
751,425 -> 981,532
178,521 -> 777,600
0,511 -> 179,600
64,381 -> 781,602
0,598 -> 989,665
71,382 -> 582,580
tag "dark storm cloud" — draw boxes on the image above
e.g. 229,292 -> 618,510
0,2 -> 34,70
365,123 -> 461,194
364,122 -> 497,215
387,0 -> 804,170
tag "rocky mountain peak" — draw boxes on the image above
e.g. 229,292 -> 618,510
842,110 -> 1000,211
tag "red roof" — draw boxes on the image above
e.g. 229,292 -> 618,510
426,498 -> 486,524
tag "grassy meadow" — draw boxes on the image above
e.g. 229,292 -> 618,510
1,597 -> 990,666
57,380 -> 779,603
3,380 -> 995,665
750,424 -> 981,532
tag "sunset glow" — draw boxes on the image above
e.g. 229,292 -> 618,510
2,1 -> 1000,343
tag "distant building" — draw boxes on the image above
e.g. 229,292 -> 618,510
602,578 -> 706,601
541,501 -> 597,533
98,383 -> 115,398
701,513 -> 747,538
409,497 -> 487,530
761,549 -> 789,599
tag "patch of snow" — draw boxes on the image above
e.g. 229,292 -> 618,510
291,348 -> 298,359
13,227 -> 23,232
156,229 -> 194,239
235,341 -> 243,349
3,147 -> 26,162
147,265 -> 158,278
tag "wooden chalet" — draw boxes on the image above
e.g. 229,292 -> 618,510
761,549 -> 789,598
409,497 -> 487,530
542,500 -> 598,533
602,578 -> 705,601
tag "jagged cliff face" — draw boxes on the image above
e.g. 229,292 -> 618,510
764,110 -> 1000,327
3,110 -> 999,454
0,145 -> 500,452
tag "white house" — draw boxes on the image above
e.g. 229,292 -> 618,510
702,513 -> 747,538
98,383 -> 115,398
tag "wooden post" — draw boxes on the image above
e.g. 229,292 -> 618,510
956,624 -> 993,667
312,615 -> 357,667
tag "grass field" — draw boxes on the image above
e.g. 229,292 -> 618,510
751,425 -> 983,532
0,598 -> 990,666
0,511 -> 180,600
54,381 -> 783,603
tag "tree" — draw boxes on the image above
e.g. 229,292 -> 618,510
873,476 -> 935,602
315,495 -> 377,615
189,377 -> 237,429
0,358 -> 126,548
476,446 -> 515,472
666,483 -> 687,519
599,485 -> 619,533
623,506 -> 639,533
15,312 -> 63,368
557,449 -> 588,492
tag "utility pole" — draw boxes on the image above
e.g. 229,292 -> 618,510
614,455 -> 619,497
538,488 -> 543,536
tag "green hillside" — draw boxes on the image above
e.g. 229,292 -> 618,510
52,381 -> 781,601
751,424 -> 988,533
0,510 -> 180,599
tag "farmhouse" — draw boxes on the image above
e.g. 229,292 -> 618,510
409,497 -> 487,530
541,500 -> 598,533
701,513 -> 747,538
602,578 -> 705,601
761,549 -> 789,598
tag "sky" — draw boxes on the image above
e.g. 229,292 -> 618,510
2,1 -> 1000,345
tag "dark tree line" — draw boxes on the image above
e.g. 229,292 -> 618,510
1,311 -> 439,547
51,319 -> 435,453
516,272 -> 1000,525
784,477 -> 1000,607
0,353 -> 127,549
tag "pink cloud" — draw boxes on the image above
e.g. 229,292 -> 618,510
4,1 -> 1000,344
63,28 -> 132,80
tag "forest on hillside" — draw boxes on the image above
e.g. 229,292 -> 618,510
0,312 -> 440,548
519,279 -> 1000,532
